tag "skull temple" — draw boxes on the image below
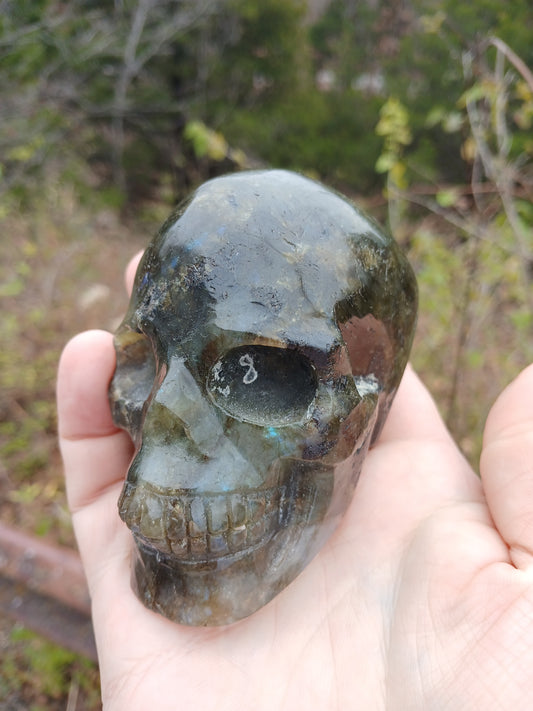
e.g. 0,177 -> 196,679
109,170 -> 417,626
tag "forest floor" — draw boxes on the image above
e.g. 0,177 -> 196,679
0,187 -> 149,709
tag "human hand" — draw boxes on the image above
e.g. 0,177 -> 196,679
57,257 -> 533,711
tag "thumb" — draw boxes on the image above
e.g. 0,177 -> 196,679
481,363 -> 533,568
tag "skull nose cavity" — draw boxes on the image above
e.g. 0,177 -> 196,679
142,355 -> 262,490
153,355 -> 225,458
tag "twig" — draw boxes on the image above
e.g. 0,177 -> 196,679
462,46 -> 533,313
489,37 -> 533,96
66,679 -> 79,711
388,186 -> 518,257
112,0 -> 154,192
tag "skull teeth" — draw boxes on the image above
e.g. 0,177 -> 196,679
120,480 -> 299,561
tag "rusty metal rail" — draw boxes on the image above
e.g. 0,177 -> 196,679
0,521 -> 97,661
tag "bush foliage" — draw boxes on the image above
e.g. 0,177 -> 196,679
2,0 -> 532,197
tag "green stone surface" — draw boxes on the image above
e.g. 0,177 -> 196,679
109,169 -> 417,626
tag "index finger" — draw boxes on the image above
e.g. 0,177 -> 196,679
125,250 -> 144,295
57,330 -> 134,512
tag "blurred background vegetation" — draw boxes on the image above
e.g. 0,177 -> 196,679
1,0 -> 532,707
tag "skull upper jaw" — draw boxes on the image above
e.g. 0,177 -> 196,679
127,419 -> 376,626
116,386 -> 378,625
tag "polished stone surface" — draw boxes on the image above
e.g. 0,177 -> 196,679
109,170 -> 418,625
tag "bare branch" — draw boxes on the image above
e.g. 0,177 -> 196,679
493,43 -> 511,159
461,45 -> 533,313
134,0 -> 218,71
490,36 -> 533,96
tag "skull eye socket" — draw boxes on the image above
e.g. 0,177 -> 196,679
207,345 -> 317,427
110,327 -> 157,437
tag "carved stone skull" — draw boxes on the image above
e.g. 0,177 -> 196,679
109,170 -> 417,626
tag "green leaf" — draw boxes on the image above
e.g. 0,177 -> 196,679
0,277 -> 25,297
425,106 -> 446,127
459,82 -> 493,108
419,11 -> 446,34
442,111 -> 464,133
375,153 -> 395,173
436,188 -> 459,207
184,120 -> 229,161
466,349 -> 484,368
511,309 -> 533,331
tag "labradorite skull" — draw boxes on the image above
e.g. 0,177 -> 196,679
109,170 -> 417,626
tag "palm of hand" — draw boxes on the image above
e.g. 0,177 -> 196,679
58,323 -> 533,710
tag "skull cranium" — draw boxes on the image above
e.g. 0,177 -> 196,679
109,170 -> 417,625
